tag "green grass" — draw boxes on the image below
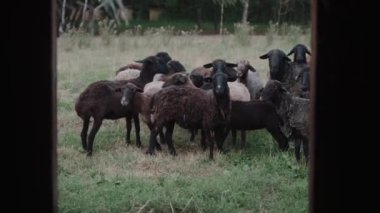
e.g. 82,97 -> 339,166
57,32 -> 310,212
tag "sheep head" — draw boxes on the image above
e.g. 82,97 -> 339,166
120,83 -> 143,108
162,73 -> 191,88
155,51 -> 172,64
212,72 -> 229,98
167,60 -> 186,74
135,55 -> 170,75
236,59 -> 256,79
203,59 -> 237,82
260,49 -> 291,81
287,44 -> 311,64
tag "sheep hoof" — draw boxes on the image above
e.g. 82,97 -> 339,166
126,140 -> 132,144
156,144 -> 162,151
219,149 -> 228,154
170,150 -> 177,156
145,150 -> 155,155
86,151 -> 93,157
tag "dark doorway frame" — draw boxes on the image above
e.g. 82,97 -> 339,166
12,0 -> 365,211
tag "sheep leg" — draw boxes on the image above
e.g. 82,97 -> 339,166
146,128 -> 159,155
80,116 -> 90,151
201,129 -> 207,151
214,127 -> 225,152
87,117 -> 103,156
295,139 -> 301,161
190,129 -> 197,142
155,139 -> 162,151
159,130 -> 166,144
240,130 -> 246,149
303,139 -> 309,163
231,129 -> 237,147
125,116 -> 132,144
164,122 -> 176,156
266,125 -> 289,151
147,123 -> 162,151
205,130 -> 214,160
132,112 -> 141,148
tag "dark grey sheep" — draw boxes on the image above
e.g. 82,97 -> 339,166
261,80 -> 310,161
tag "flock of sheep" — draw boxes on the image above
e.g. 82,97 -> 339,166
75,44 -> 311,162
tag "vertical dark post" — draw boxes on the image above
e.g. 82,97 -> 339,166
10,0 -> 57,212
310,0 -> 363,212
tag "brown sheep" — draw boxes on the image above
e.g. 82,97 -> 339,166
146,60 -> 237,159
75,55 -> 169,156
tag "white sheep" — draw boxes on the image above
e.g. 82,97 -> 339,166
236,60 -> 264,100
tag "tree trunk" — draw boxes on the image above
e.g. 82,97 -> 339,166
61,0 -> 66,32
82,0 -> 88,27
219,1 -> 224,35
116,0 -> 128,24
242,0 -> 249,23
196,7 -> 202,29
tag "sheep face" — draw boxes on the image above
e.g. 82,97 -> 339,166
260,49 -> 291,81
135,56 -> 170,75
287,44 -> 311,64
167,60 -> 186,74
236,60 -> 256,78
212,72 -> 229,98
260,80 -> 287,105
155,52 -> 172,64
162,73 -> 190,88
203,59 -> 237,82
190,75 -> 204,88
120,83 -> 143,108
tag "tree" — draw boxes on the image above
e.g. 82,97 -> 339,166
241,0 -> 249,24
212,0 -> 239,34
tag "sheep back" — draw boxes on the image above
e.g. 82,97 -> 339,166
228,82 -> 250,102
151,86 -> 214,129
115,69 -> 141,81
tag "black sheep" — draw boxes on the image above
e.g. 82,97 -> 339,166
221,101 -> 289,151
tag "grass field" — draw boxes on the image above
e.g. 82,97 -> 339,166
57,31 -> 311,212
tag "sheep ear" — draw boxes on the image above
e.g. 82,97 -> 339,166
226,63 -> 237,68
284,56 -> 291,61
306,49 -> 311,55
259,53 -> 269,59
134,59 -> 144,63
279,85 -> 287,93
136,88 -> 143,93
287,48 -> 295,56
203,63 -> 213,68
248,65 -> 256,72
